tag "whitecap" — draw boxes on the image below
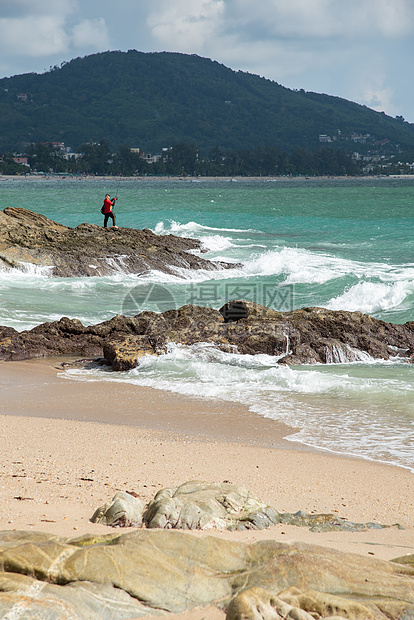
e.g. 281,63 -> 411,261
241,246 -> 414,290
199,235 -> 235,252
242,246 -> 346,282
325,280 -> 413,314
153,219 -> 255,236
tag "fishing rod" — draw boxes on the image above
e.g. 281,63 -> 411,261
113,176 -> 121,202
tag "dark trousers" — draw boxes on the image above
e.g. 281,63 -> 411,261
104,211 -> 116,227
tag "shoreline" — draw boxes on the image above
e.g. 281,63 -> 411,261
1,357 -> 296,448
0,357 -> 413,562
2,173 -> 414,182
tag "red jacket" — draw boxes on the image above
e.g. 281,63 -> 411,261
103,197 -> 115,214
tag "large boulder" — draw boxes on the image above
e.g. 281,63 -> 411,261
103,335 -> 158,371
143,481 -> 279,531
100,302 -> 414,369
90,491 -> 144,527
0,207 -> 233,277
0,529 -> 413,618
0,313 -> 160,361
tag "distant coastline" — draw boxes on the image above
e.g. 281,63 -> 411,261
2,173 -> 414,182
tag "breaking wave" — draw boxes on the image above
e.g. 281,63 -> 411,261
325,280 -> 414,314
64,342 -> 414,471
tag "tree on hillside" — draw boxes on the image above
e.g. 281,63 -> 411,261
27,143 -> 66,173
0,155 -> 27,175
115,145 -> 150,176
164,143 -> 199,175
79,140 -> 112,175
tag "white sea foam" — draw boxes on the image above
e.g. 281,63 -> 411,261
0,262 -> 53,279
152,222 -> 375,284
240,246 -> 414,295
199,235 -> 235,252
324,343 -> 375,364
17,262 -> 54,276
63,342 -> 414,470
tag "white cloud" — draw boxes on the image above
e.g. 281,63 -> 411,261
0,0 -> 77,56
147,0 -> 414,51
223,0 -> 414,40
361,0 -> 414,37
71,18 -> 108,50
0,0 -> 108,58
148,0 -> 224,51
351,59 -> 398,116
0,15 -> 70,56
363,83 -> 395,115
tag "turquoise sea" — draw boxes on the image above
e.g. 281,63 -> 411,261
1,176 -> 414,470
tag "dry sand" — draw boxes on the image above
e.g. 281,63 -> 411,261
0,357 -> 413,564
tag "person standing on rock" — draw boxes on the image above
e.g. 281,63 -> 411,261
102,194 -> 118,228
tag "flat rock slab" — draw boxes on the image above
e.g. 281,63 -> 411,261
0,529 -> 414,619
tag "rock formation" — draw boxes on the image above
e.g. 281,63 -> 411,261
92,482 -> 280,531
0,207 -> 233,277
91,481 -> 400,534
91,491 -> 145,528
0,528 -> 413,619
1,300 -> 413,365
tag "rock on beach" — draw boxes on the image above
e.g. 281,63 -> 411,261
91,481 -> 401,534
0,527 -> 413,619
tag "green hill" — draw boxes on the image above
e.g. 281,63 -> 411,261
1,50 -> 413,154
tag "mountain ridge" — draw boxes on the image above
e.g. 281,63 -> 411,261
1,49 -> 413,154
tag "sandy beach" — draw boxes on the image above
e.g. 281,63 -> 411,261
0,357 -> 413,564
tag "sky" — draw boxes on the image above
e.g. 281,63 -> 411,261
1,0 -> 414,122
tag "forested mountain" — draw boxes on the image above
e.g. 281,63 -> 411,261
1,50 -> 413,154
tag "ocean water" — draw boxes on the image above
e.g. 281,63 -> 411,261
1,176 -> 414,470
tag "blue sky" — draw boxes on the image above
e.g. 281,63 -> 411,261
1,0 -> 413,122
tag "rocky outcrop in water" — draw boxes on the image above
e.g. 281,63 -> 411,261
1,300 -> 414,364
0,207 -> 232,277
0,528 -> 413,619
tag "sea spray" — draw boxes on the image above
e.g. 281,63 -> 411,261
325,343 -> 374,364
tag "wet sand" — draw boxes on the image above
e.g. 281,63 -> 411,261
0,357 -> 413,563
